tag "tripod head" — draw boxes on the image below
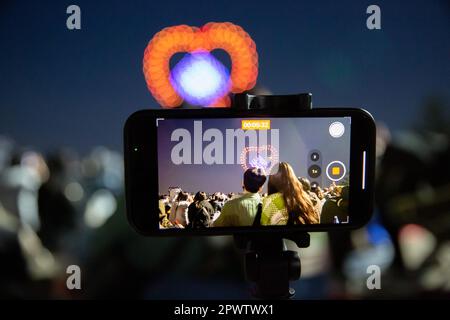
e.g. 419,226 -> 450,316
233,93 -> 312,111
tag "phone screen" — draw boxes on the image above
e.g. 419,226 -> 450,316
156,117 -> 351,229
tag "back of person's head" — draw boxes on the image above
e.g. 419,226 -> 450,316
243,167 -> 267,193
192,201 -> 213,228
268,162 -> 318,224
177,191 -> 189,202
194,191 -> 207,202
298,177 -> 311,191
314,187 -> 324,200
333,186 -> 342,197
210,200 -> 221,212
169,187 -> 181,200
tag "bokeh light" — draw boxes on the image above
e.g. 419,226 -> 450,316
142,22 -> 258,108
170,51 -> 230,106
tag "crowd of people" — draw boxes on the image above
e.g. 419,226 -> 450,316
0,136 -> 126,298
159,162 -> 349,229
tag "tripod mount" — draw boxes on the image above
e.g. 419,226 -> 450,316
234,232 -> 310,299
232,92 -> 313,299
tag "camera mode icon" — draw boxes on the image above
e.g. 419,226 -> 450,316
308,164 -> 321,178
326,161 -> 346,182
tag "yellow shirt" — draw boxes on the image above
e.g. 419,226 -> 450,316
213,193 -> 261,227
261,192 -> 288,226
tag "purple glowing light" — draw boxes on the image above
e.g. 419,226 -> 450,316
170,51 -> 230,106
240,145 -> 279,175
249,155 -> 269,171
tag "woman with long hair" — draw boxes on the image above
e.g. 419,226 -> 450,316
261,162 -> 319,225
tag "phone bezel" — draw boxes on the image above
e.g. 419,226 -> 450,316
124,107 -> 376,236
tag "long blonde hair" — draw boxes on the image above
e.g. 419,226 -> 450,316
268,162 -> 319,224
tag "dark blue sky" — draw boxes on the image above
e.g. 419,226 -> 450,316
0,0 -> 449,153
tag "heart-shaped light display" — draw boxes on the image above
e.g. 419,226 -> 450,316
143,22 -> 258,108
240,145 -> 279,175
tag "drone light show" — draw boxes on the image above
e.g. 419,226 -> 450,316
143,22 -> 258,108
240,145 -> 279,175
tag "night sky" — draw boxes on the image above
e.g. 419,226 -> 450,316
0,0 -> 449,154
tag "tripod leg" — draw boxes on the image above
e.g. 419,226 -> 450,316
245,238 -> 301,299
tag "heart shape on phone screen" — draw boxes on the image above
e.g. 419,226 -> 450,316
240,145 -> 279,175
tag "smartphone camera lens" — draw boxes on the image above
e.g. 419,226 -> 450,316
308,164 -> 321,178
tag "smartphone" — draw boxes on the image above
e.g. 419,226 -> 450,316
124,108 -> 375,236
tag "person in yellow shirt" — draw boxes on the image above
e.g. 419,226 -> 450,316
261,162 -> 319,226
213,168 -> 267,227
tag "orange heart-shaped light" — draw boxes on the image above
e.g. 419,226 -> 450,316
143,22 -> 258,108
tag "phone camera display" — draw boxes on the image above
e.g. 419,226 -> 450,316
153,117 -> 353,229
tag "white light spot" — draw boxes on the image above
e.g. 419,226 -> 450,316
84,189 -> 117,228
181,61 -> 221,98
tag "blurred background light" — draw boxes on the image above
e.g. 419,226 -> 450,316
84,189 -> 117,228
398,224 -> 437,271
170,51 -> 230,106
64,182 -> 84,202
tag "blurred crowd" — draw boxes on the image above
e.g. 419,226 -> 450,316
0,102 -> 449,299
159,173 -> 348,229
0,141 -> 124,298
